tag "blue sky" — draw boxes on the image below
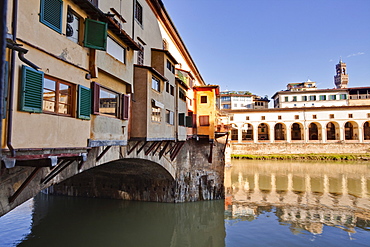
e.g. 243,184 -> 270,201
163,0 -> 370,99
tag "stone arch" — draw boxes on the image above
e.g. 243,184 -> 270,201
308,122 -> 321,140
242,123 -> 253,140
364,121 -> 370,140
344,121 -> 359,140
52,158 -> 177,202
326,122 -> 339,140
258,123 -> 269,140
274,123 -> 286,140
291,122 -> 303,140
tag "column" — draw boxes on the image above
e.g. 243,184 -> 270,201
238,127 -> 242,143
270,125 -> 275,143
286,124 -> 292,143
321,125 -> 327,143
358,125 -> 363,143
253,124 -> 258,143
339,126 -> 344,141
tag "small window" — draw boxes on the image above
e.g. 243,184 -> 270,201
137,43 -> 144,65
302,96 -> 307,101
230,116 -> 234,121
152,76 -> 160,92
201,96 -> 207,103
40,0 -> 63,33
43,76 -> 74,116
135,1 -> 143,25
309,95 -> 316,101
199,115 -> 210,126
99,87 -> 119,117
246,116 -> 249,120
330,95 -> 337,100
313,115 -> 317,119
349,114 -> 353,118
107,37 -> 126,63
340,94 -> 347,100
330,114 -> 334,119
179,88 -> 186,101
292,96 -> 297,102
261,116 -> 265,120
166,109 -> 174,125
170,85 -> 174,96
178,113 -> 185,126
319,95 -> 326,100
166,82 -> 169,93
151,107 -> 161,122
166,60 -> 175,74
284,96 -> 289,102
295,115 -> 299,120
278,115 -> 282,120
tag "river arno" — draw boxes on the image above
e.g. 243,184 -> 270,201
1,160 -> 370,247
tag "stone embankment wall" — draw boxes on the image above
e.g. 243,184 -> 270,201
231,143 -> 370,155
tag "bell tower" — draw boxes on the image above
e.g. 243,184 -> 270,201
334,59 -> 349,89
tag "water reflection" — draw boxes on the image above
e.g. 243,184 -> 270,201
225,160 -> 370,236
17,194 -> 225,247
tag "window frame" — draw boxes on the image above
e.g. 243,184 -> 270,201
199,115 -> 210,126
200,95 -> 207,104
134,0 -> 143,25
43,75 -> 75,117
107,36 -> 126,64
151,76 -> 160,92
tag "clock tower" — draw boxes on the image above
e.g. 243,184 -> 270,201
334,59 -> 349,89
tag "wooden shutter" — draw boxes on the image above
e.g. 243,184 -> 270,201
77,85 -> 91,120
91,81 -> 100,114
185,115 -> 193,127
121,94 -> 130,120
19,65 -> 44,113
84,19 -> 108,50
39,0 -> 63,33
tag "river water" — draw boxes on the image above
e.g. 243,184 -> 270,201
0,160 -> 370,246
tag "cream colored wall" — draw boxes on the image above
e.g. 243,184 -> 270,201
17,0 -> 90,71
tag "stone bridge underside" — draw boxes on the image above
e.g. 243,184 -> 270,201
0,138 -> 226,216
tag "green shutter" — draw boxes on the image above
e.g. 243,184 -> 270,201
20,65 -> 44,113
77,85 -> 91,120
40,0 -> 63,33
2,61 -> 8,118
84,19 -> 108,50
186,116 -> 193,127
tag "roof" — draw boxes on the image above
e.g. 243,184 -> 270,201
271,88 -> 348,98
134,65 -> 168,82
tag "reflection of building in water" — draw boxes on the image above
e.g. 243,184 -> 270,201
225,161 -> 370,234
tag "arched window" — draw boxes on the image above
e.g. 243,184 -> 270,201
291,123 -> 302,140
364,122 -> 370,140
309,123 -> 318,140
327,122 -> 337,140
258,123 -> 269,140
274,123 -> 285,140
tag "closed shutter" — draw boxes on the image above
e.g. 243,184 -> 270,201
91,81 -> 100,114
84,19 -> 108,50
199,115 -> 209,126
77,85 -> 91,120
19,65 -> 44,113
185,115 -> 193,127
121,94 -> 130,120
40,0 -> 63,33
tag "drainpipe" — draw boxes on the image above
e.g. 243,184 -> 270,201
7,0 -> 18,157
0,0 -> 8,156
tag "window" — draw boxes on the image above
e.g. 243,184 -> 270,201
330,95 -> 337,100
166,82 -> 169,93
170,85 -> 174,96
152,76 -> 160,92
135,1 -> 143,25
246,116 -> 249,120
179,88 -> 186,101
43,76 -> 74,116
66,9 -> 80,43
284,96 -> 288,102
368,113 -> 370,118
349,114 -> 353,118
91,82 -> 129,120
40,0 -> 63,33
330,114 -> 334,119
292,96 -> 297,102
20,66 -> 90,119
261,116 -> 265,120
201,96 -> 207,103
319,95 -> 326,100
302,96 -> 307,101
295,115 -> 299,120
340,94 -> 347,100
166,60 -> 175,74
166,110 -> 174,125
309,95 -> 316,101
107,36 -> 125,63
151,107 -> 161,122
230,116 -> 234,121
178,113 -> 185,126
278,115 -> 282,120
223,104 -> 230,109
313,115 -> 317,119
199,115 -> 209,126
221,96 -> 231,102
137,43 -> 144,65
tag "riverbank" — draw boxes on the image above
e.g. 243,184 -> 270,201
231,153 -> 370,161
